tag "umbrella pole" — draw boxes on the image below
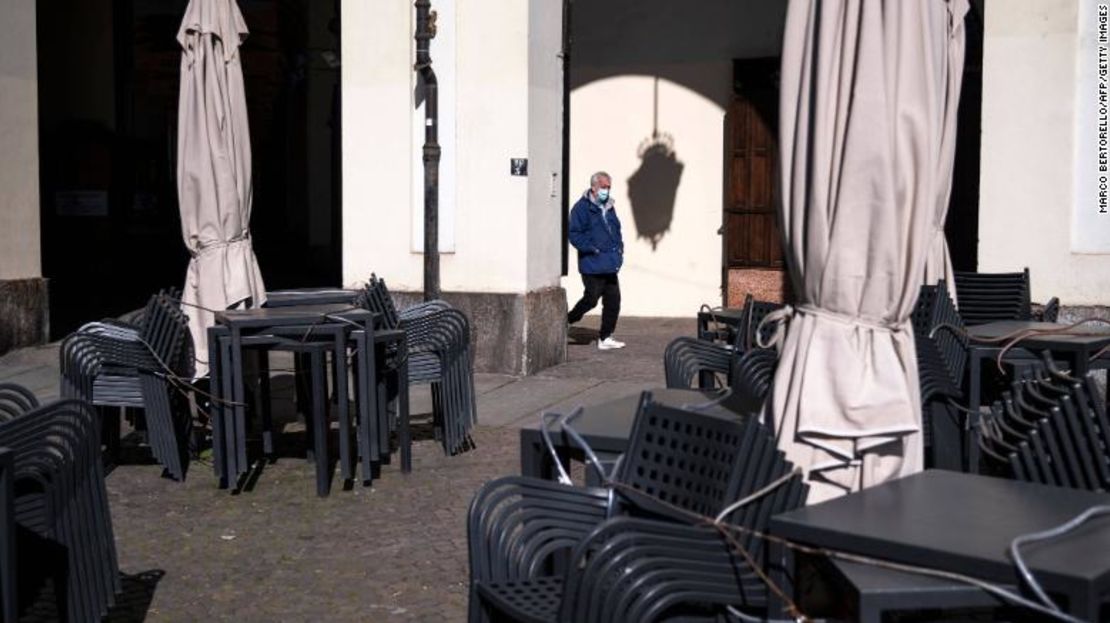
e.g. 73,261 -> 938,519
415,0 -> 441,302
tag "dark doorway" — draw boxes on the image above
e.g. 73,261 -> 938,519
945,0 -> 984,272
37,0 -> 342,338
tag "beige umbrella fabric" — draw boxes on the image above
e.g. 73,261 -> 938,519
774,0 -> 969,504
924,0 -> 968,305
177,0 -> 266,377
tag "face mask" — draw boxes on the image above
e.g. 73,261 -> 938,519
596,188 -> 610,203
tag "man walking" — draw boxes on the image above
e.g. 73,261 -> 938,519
567,171 -> 625,350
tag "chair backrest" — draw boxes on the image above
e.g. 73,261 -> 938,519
954,268 -> 1032,325
912,281 -> 967,400
613,392 -> 800,540
361,274 -> 401,330
744,300 -> 785,351
615,393 -> 756,519
721,348 -> 778,418
141,291 -> 194,378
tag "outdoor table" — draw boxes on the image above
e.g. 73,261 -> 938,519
210,304 -> 377,489
519,387 -> 743,482
806,558 -> 1008,622
264,287 -> 358,308
769,470 -> 1110,620
696,307 -> 746,343
964,320 -> 1110,471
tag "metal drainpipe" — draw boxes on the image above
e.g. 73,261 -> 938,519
415,0 -> 441,301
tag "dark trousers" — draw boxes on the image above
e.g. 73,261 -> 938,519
568,273 -> 621,339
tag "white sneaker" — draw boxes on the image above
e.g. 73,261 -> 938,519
597,337 -> 626,350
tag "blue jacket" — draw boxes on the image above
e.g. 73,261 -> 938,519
569,190 -> 623,274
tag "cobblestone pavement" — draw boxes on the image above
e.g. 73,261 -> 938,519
2,316 -> 688,622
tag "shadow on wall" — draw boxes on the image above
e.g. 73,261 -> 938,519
627,79 -> 684,250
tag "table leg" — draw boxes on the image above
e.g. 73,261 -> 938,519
311,349 -> 330,497
1073,348 -> 1091,379
207,328 -> 226,486
221,335 -> 238,485
967,350 -> 983,474
767,539 -> 795,621
231,327 -> 249,479
356,331 -> 377,484
398,345 -> 412,473
334,331 -> 352,482
259,350 -> 273,455
377,349 -> 392,461
519,431 -> 548,479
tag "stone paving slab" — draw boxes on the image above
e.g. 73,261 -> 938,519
2,315 -> 688,621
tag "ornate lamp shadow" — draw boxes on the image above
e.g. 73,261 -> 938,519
626,77 -> 684,251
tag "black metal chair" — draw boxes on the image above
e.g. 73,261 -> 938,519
1,446 -> 14,623
664,296 -> 784,390
59,290 -> 194,480
986,361 -> 1110,492
0,397 -> 121,621
467,392 -> 806,622
911,282 -> 971,470
953,267 -> 1059,324
359,275 -> 476,456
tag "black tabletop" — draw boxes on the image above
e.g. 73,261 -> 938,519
216,304 -> 373,328
771,471 -> 1110,592
966,321 -> 1110,350
264,288 -> 358,307
524,388 -> 738,453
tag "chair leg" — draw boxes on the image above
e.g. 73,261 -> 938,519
399,365 -> 412,473
259,351 -> 274,456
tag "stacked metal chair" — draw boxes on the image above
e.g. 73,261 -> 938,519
910,282 -> 972,470
977,355 -> 1110,490
359,275 -> 476,455
0,384 -> 37,621
953,267 -> 1059,324
59,289 -> 194,479
0,395 -> 121,621
664,296 -> 784,390
1,446 -> 12,623
467,392 -> 807,622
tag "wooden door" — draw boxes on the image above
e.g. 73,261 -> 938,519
723,94 -> 782,270
721,58 -> 786,306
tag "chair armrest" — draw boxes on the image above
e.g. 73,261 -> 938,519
468,476 -> 610,586
563,516 -> 766,622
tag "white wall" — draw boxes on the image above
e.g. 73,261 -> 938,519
564,67 -> 730,317
526,0 -> 565,291
0,0 -> 41,280
979,0 -> 1110,304
342,0 -> 562,295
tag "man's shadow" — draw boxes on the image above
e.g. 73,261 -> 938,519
568,326 -> 598,345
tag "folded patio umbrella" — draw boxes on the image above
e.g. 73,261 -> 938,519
773,0 -> 969,503
176,0 -> 266,377
923,1 -> 967,305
